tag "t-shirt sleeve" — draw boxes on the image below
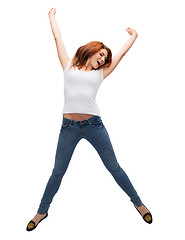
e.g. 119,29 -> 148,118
64,59 -> 72,72
99,68 -> 104,82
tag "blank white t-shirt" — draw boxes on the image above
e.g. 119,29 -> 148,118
62,60 -> 104,117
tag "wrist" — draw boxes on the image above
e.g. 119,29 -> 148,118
49,14 -> 55,20
132,31 -> 138,37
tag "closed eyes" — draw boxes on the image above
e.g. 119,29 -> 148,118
100,53 -> 108,61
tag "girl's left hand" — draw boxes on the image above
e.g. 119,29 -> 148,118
126,27 -> 137,35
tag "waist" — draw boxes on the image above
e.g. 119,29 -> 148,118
63,115 -> 101,126
63,113 -> 95,121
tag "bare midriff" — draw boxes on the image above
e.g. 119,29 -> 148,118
63,113 -> 95,121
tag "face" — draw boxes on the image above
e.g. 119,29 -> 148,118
90,49 -> 108,69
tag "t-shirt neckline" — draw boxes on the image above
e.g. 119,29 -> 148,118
77,68 -> 95,72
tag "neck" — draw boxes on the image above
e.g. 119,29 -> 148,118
83,59 -> 93,71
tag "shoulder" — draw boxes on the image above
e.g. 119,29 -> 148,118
64,59 -> 72,72
96,68 -> 104,81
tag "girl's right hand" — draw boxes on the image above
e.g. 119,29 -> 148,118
48,8 -> 56,17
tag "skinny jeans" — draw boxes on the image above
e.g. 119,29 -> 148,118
38,115 -> 143,214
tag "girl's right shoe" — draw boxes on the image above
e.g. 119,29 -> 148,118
26,213 -> 48,231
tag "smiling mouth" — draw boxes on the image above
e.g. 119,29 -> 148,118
97,61 -> 101,66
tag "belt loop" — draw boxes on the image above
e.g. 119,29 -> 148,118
87,119 -> 92,125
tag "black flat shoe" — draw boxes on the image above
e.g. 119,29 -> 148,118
26,213 -> 48,231
134,204 -> 153,224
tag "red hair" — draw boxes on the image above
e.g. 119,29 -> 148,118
69,41 -> 112,71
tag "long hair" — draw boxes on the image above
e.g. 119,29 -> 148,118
69,41 -> 112,71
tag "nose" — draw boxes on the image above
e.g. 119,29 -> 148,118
100,57 -> 105,64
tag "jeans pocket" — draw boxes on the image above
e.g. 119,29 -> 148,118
62,122 -> 72,129
90,119 -> 102,126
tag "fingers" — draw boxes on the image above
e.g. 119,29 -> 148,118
48,8 -> 55,16
126,27 -> 137,35
48,8 -> 53,15
126,27 -> 131,31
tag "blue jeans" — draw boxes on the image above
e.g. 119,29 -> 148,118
37,115 -> 143,214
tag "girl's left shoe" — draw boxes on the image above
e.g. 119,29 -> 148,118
134,204 -> 153,224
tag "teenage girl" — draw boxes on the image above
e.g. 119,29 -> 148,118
26,8 -> 152,231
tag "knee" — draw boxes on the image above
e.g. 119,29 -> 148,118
51,169 -> 65,178
108,163 -> 123,175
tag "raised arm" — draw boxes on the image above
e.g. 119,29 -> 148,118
48,8 -> 70,71
103,27 -> 138,79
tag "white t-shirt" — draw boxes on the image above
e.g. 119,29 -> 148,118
62,60 -> 104,117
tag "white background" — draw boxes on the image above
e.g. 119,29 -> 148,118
0,0 -> 185,239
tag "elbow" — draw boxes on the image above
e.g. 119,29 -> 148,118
54,34 -> 62,42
